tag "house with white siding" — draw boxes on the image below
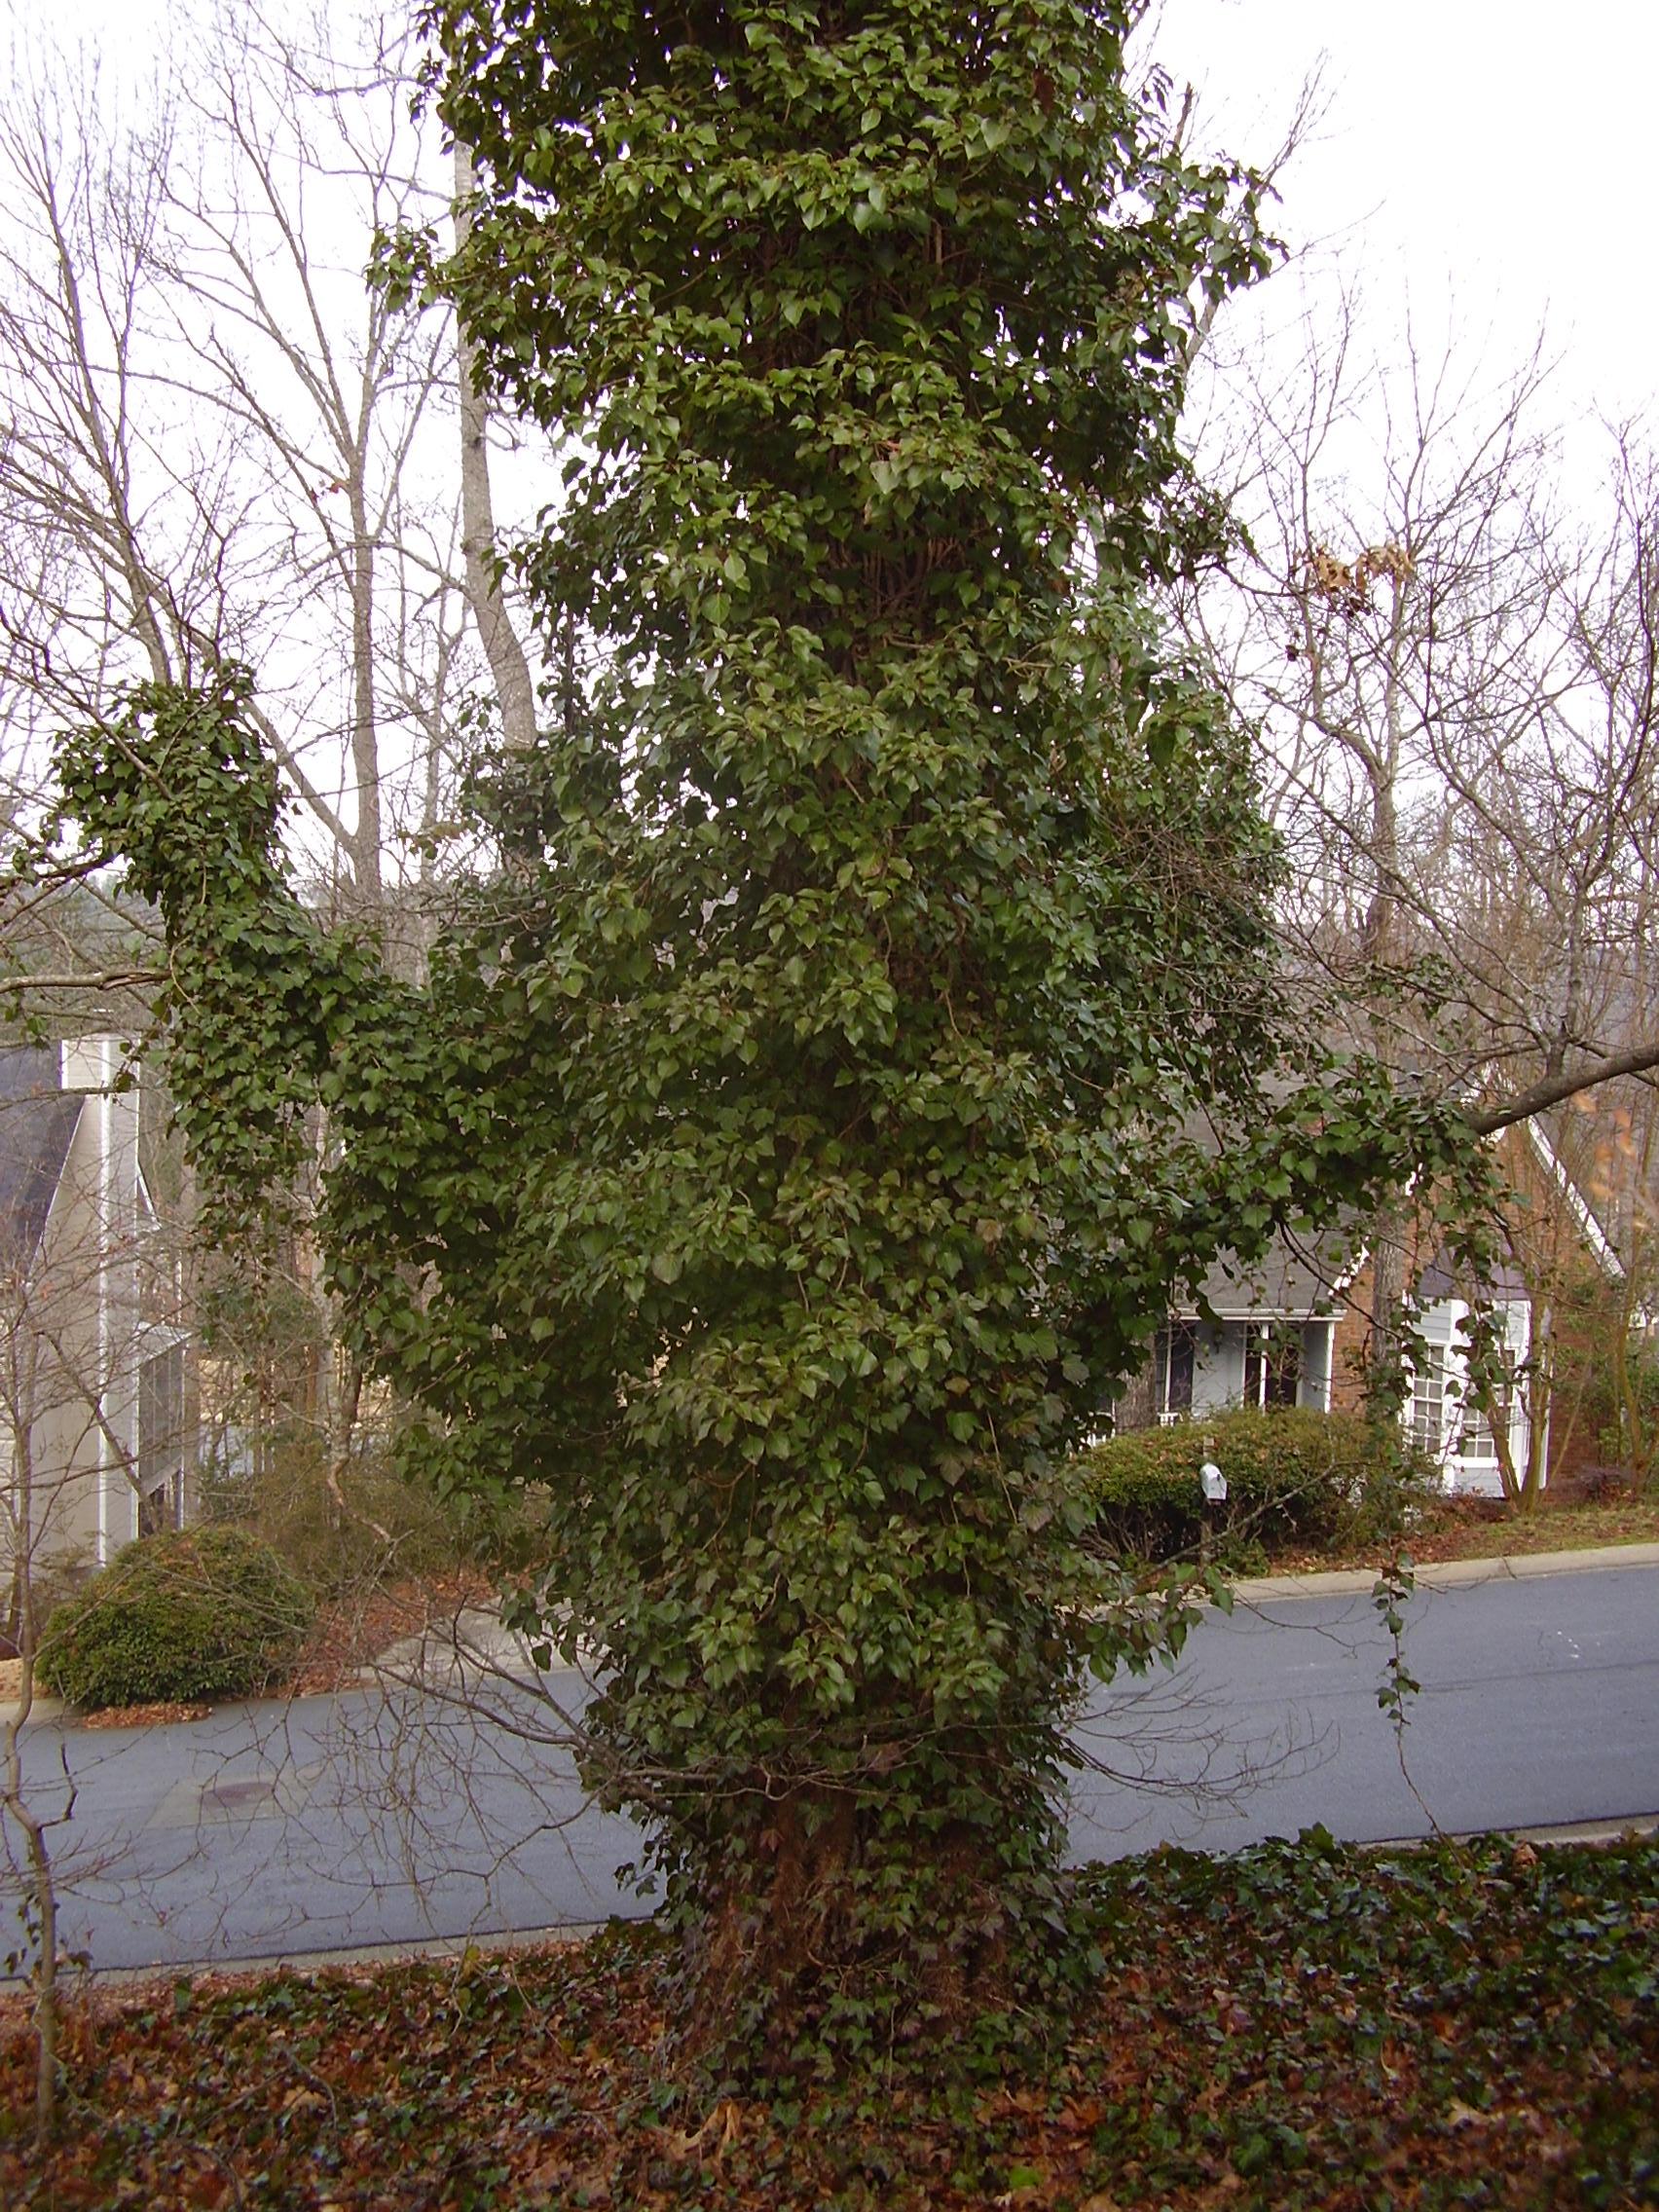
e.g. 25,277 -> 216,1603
0,1038 -> 192,1574
1116,1226 -> 1538,1498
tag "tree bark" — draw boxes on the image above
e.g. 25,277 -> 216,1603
453,144 -> 538,756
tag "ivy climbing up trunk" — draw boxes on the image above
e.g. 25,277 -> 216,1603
48,2 -> 1505,2076
399,0 -> 1290,2059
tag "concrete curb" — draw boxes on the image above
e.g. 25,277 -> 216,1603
0,1917 -> 631,1994
1372,1814 -> 1659,1850
0,1689 -> 64,1725
55,1918 -> 626,1990
1234,1540 -> 1659,1604
353,1607 -> 598,1688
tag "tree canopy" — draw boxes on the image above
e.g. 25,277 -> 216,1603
48,0 -> 1491,2068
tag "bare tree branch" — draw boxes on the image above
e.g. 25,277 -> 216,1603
1467,1042 -> 1659,1136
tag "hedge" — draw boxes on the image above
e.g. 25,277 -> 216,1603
39,1528 -> 313,1711
1073,1407 -> 1433,1566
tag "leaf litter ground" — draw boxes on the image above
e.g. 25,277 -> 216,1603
3,1834 -> 1654,2209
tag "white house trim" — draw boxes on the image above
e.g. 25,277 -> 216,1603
1404,1294 -> 1535,1496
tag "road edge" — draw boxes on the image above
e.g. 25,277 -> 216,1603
1234,1540 -> 1659,1603
38,1815 -> 1659,1989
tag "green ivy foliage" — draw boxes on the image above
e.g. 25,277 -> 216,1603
48,0 -> 1510,2065
39,1530 -> 313,1711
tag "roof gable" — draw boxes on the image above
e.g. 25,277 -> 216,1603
0,1050 -> 84,1265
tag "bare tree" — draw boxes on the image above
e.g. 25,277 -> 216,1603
1185,295 -> 1659,1088
0,8 -> 553,1569
0,5 -> 543,929
1167,294 -> 1659,1476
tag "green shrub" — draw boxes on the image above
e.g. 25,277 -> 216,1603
39,1529 -> 313,1710
1073,1408 -> 1433,1567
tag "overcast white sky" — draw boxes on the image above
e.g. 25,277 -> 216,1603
18,0 -> 1655,489
34,0 -> 1650,408
1156,0 -> 1654,432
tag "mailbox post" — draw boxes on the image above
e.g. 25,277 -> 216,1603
1198,1448 -> 1227,1565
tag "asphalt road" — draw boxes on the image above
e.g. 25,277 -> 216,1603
4,1561 -> 1655,1976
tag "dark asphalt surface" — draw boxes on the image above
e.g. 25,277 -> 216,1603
4,1562 -> 1655,1974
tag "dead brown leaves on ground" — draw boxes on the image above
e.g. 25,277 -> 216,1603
2,1837 -> 1654,2210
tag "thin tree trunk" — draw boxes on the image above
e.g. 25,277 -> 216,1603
347,475 -> 384,904
0,1423 -> 63,2142
453,143 -> 538,755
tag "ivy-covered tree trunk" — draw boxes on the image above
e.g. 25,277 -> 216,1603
49,1 -> 1497,2072
411,0 -> 1286,2053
